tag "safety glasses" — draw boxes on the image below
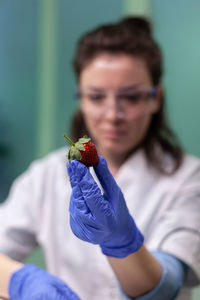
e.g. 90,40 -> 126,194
74,86 -> 158,120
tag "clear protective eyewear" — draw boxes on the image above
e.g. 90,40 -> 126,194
74,86 -> 158,120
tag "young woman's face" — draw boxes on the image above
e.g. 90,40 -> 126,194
79,54 -> 161,156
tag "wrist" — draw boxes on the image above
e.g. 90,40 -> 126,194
8,264 -> 39,299
100,218 -> 144,258
0,253 -> 23,299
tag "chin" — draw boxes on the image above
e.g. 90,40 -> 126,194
102,140 -> 135,154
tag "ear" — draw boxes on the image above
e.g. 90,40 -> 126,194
151,85 -> 163,114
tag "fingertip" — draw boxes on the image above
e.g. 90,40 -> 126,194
98,155 -> 106,161
69,160 -> 79,173
70,160 -> 88,179
99,155 -> 107,165
94,155 -> 108,171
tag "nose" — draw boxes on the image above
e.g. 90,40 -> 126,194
103,98 -> 125,120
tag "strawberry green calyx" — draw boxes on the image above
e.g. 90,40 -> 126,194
68,145 -> 82,163
76,136 -> 91,144
64,135 -> 95,165
75,137 -> 91,153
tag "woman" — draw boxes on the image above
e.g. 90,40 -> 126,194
0,17 -> 200,300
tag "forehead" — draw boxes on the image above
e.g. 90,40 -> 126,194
79,54 -> 152,88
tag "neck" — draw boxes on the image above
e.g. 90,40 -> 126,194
97,148 -> 128,177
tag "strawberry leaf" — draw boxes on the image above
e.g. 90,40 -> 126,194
68,146 -> 82,163
78,136 -> 91,144
75,142 -> 85,151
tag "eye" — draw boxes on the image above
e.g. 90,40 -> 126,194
87,93 -> 105,102
118,93 -> 142,104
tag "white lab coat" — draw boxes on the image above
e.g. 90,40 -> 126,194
0,147 -> 200,300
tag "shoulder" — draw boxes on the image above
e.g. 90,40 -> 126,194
120,150 -> 200,192
180,153 -> 200,171
169,153 -> 200,185
6,147 -> 70,211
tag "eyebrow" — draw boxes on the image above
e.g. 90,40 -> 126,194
86,87 -> 105,92
117,85 -> 142,92
85,84 -> 142,92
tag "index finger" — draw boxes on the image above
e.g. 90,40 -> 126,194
69,161 -> 111,221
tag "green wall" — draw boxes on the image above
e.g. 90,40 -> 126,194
0,1 -> 39,202
152,0 -> 200,157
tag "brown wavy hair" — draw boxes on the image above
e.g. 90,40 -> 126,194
70,17 -> 183,174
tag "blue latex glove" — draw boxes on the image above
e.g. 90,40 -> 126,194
67,155 -> 144,258
9,264 -> 81,300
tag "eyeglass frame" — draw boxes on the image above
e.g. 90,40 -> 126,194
73,85 -> 158,120
74,86 -> 158,101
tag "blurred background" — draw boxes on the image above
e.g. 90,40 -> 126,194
0,0 -> 200,297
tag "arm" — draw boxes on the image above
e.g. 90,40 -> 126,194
108,246 -> 162,298
0,253 -> 23,299
67,156 -> 161,298
118,251 -> 188,300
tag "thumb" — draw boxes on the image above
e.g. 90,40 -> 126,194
69,160 -> 107,217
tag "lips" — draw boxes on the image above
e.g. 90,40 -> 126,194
101,130 -> 126,139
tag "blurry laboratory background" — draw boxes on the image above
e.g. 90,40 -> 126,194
0,0 -> 200,297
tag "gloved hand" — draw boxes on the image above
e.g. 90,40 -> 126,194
67,155 -> 144,258
9,264 -> 81,300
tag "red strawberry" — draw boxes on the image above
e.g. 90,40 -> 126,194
64,135 -> 99,167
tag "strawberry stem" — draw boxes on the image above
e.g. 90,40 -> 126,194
64,135 -> 75,146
